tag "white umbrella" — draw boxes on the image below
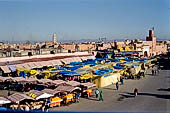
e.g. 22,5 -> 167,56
36,93 -> 53,100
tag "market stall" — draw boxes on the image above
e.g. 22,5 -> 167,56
37,79 -> 56,89
8,93 -> 34,110
80,82 -> 96,98
42,89 -> 63,107
55,85 -> 81,104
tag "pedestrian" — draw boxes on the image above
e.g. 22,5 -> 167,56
74,92 -> 77,103
8,90 -> 11,96
99,90 -> 103,101
77,92 -> 80,102
134,88 -> 138,97
75,92 -> 80,103
95,89 -> 99,98
152,69 -> 154,75
120,77 -> 124,85
116,82 -> 119,90
44,104 -> 49,112
41,104 -> 45,112
154,69 -> 157,75
157,68 -> 160,74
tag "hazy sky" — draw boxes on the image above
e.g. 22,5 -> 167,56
0,0 -> 169,42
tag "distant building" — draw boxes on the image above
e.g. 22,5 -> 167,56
114,28 -> 167,57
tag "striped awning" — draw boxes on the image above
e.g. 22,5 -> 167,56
80,56 -> 88,61
22,63 -> 32,69
0,66 -> 11,73
15,64 -> 25,69
27,62 -> 37,69
33,62 -> 43,68
52,60 -> 63,65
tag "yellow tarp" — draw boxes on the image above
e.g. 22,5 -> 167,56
64,94 -> 74,100
80,73 -> 92,80
17,68 -> 40,76
51,97 -> 63,102
92,72 -> 121,88
30,70 -> 40,75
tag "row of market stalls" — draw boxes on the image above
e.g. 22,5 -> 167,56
0,56 -> 95,74
0,81 -> 96,110
0,54 -> 158,89
0,53 -> 159,111
0,55 -> 156,89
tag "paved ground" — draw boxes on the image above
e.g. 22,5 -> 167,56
50,69 -> 170,112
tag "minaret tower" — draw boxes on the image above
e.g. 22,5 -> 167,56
53,33 -> 57,44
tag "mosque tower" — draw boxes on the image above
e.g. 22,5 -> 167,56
53,33 -> 57,44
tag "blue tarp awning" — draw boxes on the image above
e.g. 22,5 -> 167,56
59,71 -> 76,74
113,66 -> 124,69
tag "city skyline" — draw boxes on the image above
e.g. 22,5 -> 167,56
0,0 -> 169,42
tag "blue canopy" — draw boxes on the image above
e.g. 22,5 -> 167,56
67,66 -> 82,71
113,66 -> 124,69
70,62 -> 84,65
59,71 -> 76,74
116,63 -> 121,66
95,68 -> 113,75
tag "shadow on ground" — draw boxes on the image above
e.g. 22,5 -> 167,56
82,96 -> 99,101
103,87 -> 117,90
146,74 -> 159,76
157,88 -> 170,92
123,92 -> 170,99
118,94 -> 135,101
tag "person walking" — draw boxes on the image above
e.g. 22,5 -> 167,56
76,92 -> 80,103
99,90 -> 103,101
154,69 -> 157,75
44,104 -> 49,112
152,69 -> 154,75
134,88 -> 138,97
120,77 -> 124,85
8,90 -> 11,96
157,68 -> 160,74
95,89 -> 99,98
116,82 -> 119,90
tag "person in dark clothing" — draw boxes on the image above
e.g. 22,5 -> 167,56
120,77 -> 124,85
99,90 -> 103,101
134,88 -> 138,97
44,104 -> 49,112
152,69 -> 154,75
154,69 -> 157,75
116,82 -> 119,90
76,92 -> 80,103
95,89 -> 99,98
8,90 -> 11,96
